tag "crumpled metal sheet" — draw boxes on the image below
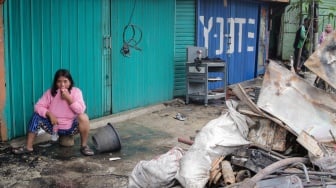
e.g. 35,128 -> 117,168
305,32 -> 336,89
256,175 -> 303,188
257,61 -> 336,142
232,83 -> 295,135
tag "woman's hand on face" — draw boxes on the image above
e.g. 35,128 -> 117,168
61,89 -> 73,104
60,89 -> 69,99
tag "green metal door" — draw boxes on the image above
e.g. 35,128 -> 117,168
110,0 -> 175,113
174,0 -> 196,97
3,0 -> 111,139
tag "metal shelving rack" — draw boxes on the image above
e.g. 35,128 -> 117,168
185,60 -> 227,106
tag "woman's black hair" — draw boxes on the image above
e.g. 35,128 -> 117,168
51,69 -> 74,97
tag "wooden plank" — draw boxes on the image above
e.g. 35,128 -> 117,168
296,131 -> 324,157
221,161 -> 235,185
272,124 -> 287,152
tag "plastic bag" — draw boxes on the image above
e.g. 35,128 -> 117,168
128,147 -> 185,188
176,100 -> 253,188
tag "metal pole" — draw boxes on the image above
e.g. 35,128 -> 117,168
309,0 -> 314,55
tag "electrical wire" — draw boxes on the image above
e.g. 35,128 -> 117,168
120,0 -> 143,57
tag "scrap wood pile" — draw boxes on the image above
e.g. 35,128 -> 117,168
178,83 -> 336,187
128,33 -> 336,188
196,33 -> 336,188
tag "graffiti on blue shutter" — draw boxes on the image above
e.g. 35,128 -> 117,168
197,0 -> 260,84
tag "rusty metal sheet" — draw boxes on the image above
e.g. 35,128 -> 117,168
248,118 -> 287,152
257,61 -> 336,142
232,84 -> 295,135
305,32 -> 336,89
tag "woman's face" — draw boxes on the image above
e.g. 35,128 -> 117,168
325,24 -> 333,33
56,76 -> 71,90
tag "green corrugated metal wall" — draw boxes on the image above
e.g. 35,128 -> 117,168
111,0 -> 175,112
279,0 -> 301,60
3,0 -> 110,139
279,0 -> 336,60
174,0 -> 196,97
318,0 -> 336,32
3,0 -> 176,140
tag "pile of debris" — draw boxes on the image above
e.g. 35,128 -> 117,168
128,33 -> 336,188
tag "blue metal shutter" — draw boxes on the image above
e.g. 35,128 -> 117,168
197,0 -> 259,84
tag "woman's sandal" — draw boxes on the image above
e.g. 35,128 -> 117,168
80,145 -> 94,156
12,146 -> 33,155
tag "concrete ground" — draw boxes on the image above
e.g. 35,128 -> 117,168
0,98 -> 227,188
0,63 -> 319,188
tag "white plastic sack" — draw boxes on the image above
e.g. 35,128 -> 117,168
176,100 -> 253,188
128,147 -> 185,188
175,149 -> 211,188
187,100 -> 252,156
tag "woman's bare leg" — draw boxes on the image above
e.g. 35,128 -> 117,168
26,132 -> 36,151
77,113 -> 90,147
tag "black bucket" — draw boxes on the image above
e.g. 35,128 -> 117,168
92,123 -> 121,153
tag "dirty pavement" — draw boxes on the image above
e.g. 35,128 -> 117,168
2,35 -> 336,188
0,98 -> 225,188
